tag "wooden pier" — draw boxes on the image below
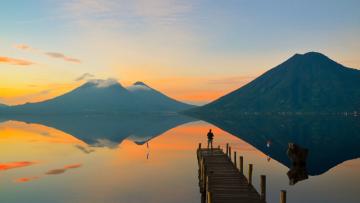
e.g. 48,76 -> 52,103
197,143 -> 286,203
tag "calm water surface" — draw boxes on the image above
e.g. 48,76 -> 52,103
0,117 -> 359,203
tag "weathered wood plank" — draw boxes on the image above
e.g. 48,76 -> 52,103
197,147 -> 265,203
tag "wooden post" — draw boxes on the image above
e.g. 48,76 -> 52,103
197,143 -> 201,161
226,143 -> 229,155
248,164 -> 253,185
229,147 -> 232,159
280,190 -> 286,203
260,175 -> 266,201
201,158 -> 206,192
202,163 -> 206,192
200,158 -> 203,181
234,151 -> 237,167
207,191 -> 212,203
239,156 -> 244,174
206,175 -> 210,193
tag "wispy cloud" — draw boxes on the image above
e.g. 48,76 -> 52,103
45,168 -> 67,175
64,164 -> 82,169
0,161 -> 37,171
14,176 -> 40,183
0,56 -> 34,66
15,44 -> 81,64
75,73 -> 94,81
14,44 -> 32,50
87,78 -> 119,88
75,144 -> 95,154
45,52 -> 81,63
45,163 -> 82,175
62,0 -> 197,27
14,163 -> 82,183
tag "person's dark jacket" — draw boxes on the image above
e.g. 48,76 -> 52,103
207,132 -> 214,140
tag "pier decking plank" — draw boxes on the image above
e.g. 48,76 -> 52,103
197,147 -> 265,203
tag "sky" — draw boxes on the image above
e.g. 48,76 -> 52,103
0,0 -> 360,105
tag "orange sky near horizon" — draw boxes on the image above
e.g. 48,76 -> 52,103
0,75 -> 255,105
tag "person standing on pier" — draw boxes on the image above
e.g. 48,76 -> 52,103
207,129 -> 214,149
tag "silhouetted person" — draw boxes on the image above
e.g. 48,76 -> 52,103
207,129 -> 214,149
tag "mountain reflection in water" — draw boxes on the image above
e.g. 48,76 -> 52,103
0,114 -> 359,203
1,114 -> 359,186
1,114 -> 197,148
193,115 -> 360,181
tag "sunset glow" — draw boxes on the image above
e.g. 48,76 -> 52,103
1,1 -> 359,203
1,1 -> 360,105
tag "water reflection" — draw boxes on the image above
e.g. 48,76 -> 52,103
192,115 -> 360,177
2,114 -> 359,178
0,116 -> 359,203
1,114 -> 196,147
286,143 -> 309,185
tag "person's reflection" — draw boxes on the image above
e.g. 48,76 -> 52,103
267,156 -> 271,162
266,140 -> 272,162
266,140 -> 272,148
146,141 -> 150,160
286,143 -> 309,185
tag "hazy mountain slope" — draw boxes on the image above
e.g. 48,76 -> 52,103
127,81 -> 195,112
5,79 -> 194,114
188,52 -> 360,115
9,79 -> 132,114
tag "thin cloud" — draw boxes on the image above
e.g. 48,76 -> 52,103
75,144 -> 95,154
87,78 -> 119,88
14,176 -> 40,183
15,43 -> 81,64
64,164 -> 82,169
40,131 -> 52,137
45,163 -> 82,175
45,168 -> 66,175
0,56 -> 34,66
0,161 -> 37,171
45,52 -> 81,63
13,163 -> 82,183
14,44 -> 32,50
62,0 -> 197,26
75,73 -> 94,81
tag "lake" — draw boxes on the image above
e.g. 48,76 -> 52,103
0,115 -> 359,203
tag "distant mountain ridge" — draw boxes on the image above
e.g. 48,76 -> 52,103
3,79 -> 195,115
187,52 -> 360,115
